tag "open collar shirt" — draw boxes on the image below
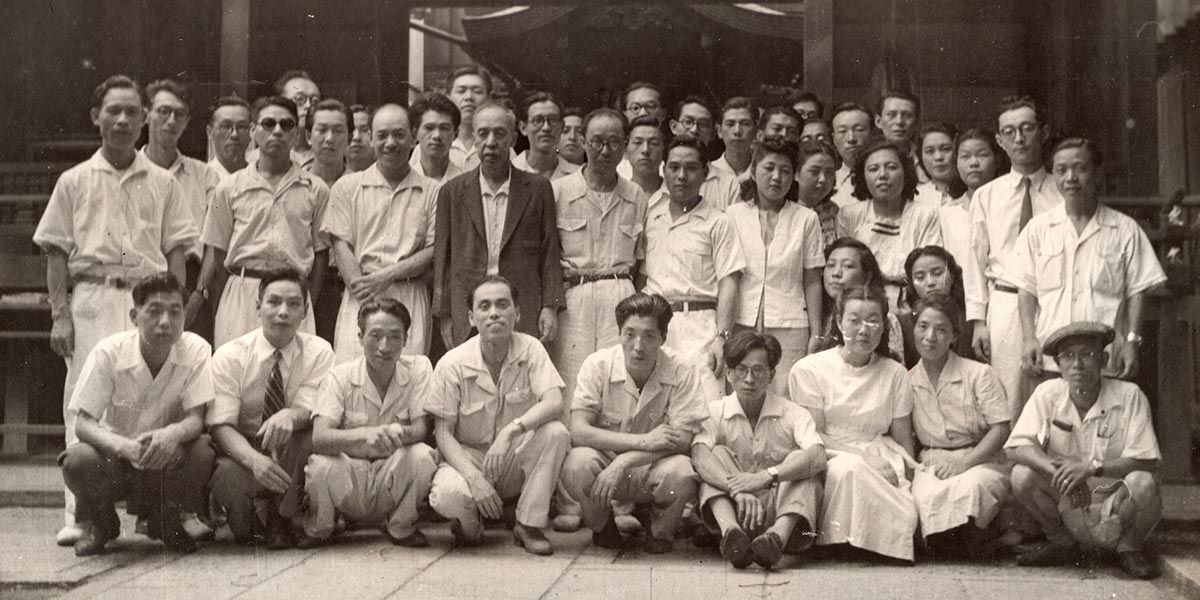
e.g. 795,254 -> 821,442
571,344 -> 709,435
552,170 -> 647,276
312,355 -> 432,429
642,196 -> 746,301
693,392 -> 823,472
320,165 -> 439,275
908,353 -> 1009,450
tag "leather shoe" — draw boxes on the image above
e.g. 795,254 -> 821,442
513,523 -> 553,556
1016,541 -> 1079,567
1117,549 -> 1160,579
450,518 -> 482,547
73,509 -> 121,557
154,517 -> 197,554
267,529 -> 296,551
750,531 -> 783,569
295,532 -> 328,550
720,526 -> 752,568
642,536 -> 674,554
388,529 -> 430,548
591,516 -> 625,550
552,514 -> 581,533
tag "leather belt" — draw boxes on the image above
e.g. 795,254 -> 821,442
73,273 -> 136,289
228,266 -> 274,280
993,283 -> 1020,294
668,300 -> 717,312
564,272 -> 631,290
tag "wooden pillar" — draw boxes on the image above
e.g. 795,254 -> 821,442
1114,0 -> 1159,195
373,0 -> 411,104
219,0 -> 250,99
803,0 -> 833,103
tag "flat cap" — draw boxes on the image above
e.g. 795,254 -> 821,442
1043,321 -> 1115,356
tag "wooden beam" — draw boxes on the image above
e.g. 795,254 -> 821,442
219,0 -> 250,99
803,0 -> 833,104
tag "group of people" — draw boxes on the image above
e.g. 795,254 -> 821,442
37,65 -> 1168,580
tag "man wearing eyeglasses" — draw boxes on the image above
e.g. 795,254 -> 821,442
35,74 -> 197,545
1006,138 -> 1165,386
829,103 -> 874,208
277,70 -> 321,169
193,96 -> 330,348
964,96 -> 1064,421
710,97 -> 759,183
1005,322 -> 1162,579
207,96 -> 252,182
513,92 -> 580,182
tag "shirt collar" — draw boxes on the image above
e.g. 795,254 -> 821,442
479,170 -> 512,198
911,353 -> 965,391
460,333 -> 526,375
608,346 -> 679,387
235,162 -> 309,195
349,356 -> 414,407
113,330 -> 188,372
87,148 -> 151,178
1054,377 -> 1124,423
361,163 -> 424,193
649,192 -> 715,221
718,391 -> 789,421
252,328 -> 301,369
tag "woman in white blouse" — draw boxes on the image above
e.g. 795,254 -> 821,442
727,138 -> 825,394
789,284 -> 918,562
914,123 -> 966,209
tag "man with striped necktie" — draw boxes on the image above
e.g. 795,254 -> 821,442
207,269 -> 335,549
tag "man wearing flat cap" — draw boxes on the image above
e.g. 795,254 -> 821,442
1004,322 -> 1162,579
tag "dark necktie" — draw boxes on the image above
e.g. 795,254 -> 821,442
263,349 -> 286,418
1019,176 -> 1034,232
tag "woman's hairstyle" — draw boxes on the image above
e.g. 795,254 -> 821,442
918,122 -> 967,198
851,139 -> 919,203
815,238 -> 899,361
357,297 -> 412,334
737,137 -> 799,202
833,285 -> 893,360
723,330 -> 783,370
954,126 -> 1010,185
912,291 -> 965,342
795,139 -> 841,203
902,245 -> 966,314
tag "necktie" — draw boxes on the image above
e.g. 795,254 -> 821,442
1018,176 -> 1034,232
263,349 -> 286,419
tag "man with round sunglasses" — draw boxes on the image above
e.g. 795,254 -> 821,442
192,95 -> 331,349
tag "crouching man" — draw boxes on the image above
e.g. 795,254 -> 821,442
692,331 -> 826,569
425,275 -> 570,555
304,298 -> 438,547
60,273 -> 215,556
560,293 -> 709,554
1005,322 -> 1163,579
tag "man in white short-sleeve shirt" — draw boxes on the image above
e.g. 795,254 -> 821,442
207,96 -> 252,182
514,92 -> 581,182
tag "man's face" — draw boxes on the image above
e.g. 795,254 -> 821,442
671,102 -> 715,144
208,104 -> 252,165
997,106 -> 1044,168
147,90 -> 189,149
372,105 -> 413,171
1052,147 -> 1099,204
252,105 -> 300,160
794,100 -> 821,122
131,291 -> 185,349
624,87 -> 665,122
558,115 -> 585,164
257,280 -> 307,341
474,106 -> 514,170
281,77 -> 320,128
307,109 -> 350,165
416,110 -> 455,160
619,315 -> 664,375
719,108 -> 756,151
1055,337 -> 1106,392
664,146 -> 706,203
449,74 -> 488,124
831,109 -> 872,166
584,114 -> 626,174
876,97 -> 918,145
467,281 -> 518,344
92,87 -> 146,153
347,110 -> 374,165
521,100 -> 563,154
359,311 -> 407,369
626,124 -> 664,176
727,347 -> 773,401
800,120 -> 832,145
758,113 -> 801,144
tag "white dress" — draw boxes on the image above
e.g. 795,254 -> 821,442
789,348 -> 918,560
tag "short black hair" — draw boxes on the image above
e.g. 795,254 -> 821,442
738,137 -> 801,203
1051,137 -> 1104,169
563,106 -> 586,120
305,98 -> 355,133
758,105 -> 803,132
627,114 -> 663,138
674,94 -> 716,121
132,272 -> 185,307
408,93 -> 461,131
92,74 -> 147,110
467,274 -> 518,309
997,95 -> 1045,126
955,126 -> 1010,179
724,330 -> 783,370
520,91 -> 564,123
615,293 -> 672,337
208,95 -> 251,124
665,135 -> 706,163
446,65 -> 494,95
257,268 -> 309,304
357,296 -> 412,334
274,70 -> 316,95
583,108 -> 628,137
720,96 -> 760,121
252,95 -> 299,121
146,78 -> 190,110
789,91 -> 825,117
622,81 -> 663,107
876,90 -> 921,118
851,140 -> 919,202
918,122 -> 967,198
830,101 -> 874,124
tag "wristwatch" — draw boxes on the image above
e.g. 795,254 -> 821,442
717,329 -> 733,341
766,466 -> 780,485
512,417 -> 527,434
1126,331 -> 1144,345
1091,458 -> 1104,478
193,287 -> 210,301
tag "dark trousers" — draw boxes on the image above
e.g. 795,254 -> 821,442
209,430 -> 312,542
60,435 -> 215,524
185,255 -> 215,344
314,269 -> 343,345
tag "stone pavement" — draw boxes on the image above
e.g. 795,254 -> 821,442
2,507 -> 1195,600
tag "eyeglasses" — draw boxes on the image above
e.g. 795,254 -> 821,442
1056,349 -> 1102,364
586,138 -> 624,152
677,117 -> 712,130
289,93 -> 318,107
258,118 -> 297,132
730,365 -> 771,380
626,101 -> 661,114
527,115 -> 562,128
1000,122 -> 1039,140
214,122 -> 251,135
154,106 -> 189,120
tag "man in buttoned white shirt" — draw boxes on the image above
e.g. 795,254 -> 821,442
207,96 -> 251,182
425,276 -> 570,555
829,103 -> 874,208
1005,322 -> 1162,579
514,92 -> 581,181
208,270 -> 335,548
560,293 -> 709,553
304,98 -> 354,187
692,331 -> 826,569
875,90 -> 927,182
409,93 -> 464,183
641,137 -> 746,404
710,97 -> 758,183
323,103 -> 438,362
616,82 -> 667,179
192,95 -> 331,348
346,104 -> 375,173
304,298 -> 438,547
60,273 -> 214,556
626,115 -> 665,195
1007,139 -> 1166,385
965,96 -> 1064,415
35,74 -> 197,545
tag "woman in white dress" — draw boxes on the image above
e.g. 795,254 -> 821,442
907,293 -> 1012,554
938,127 -> 1008,269
914,123 -> 966,209
727,138 -> 825,394
837,140 -> 942,310
789,284 -> 918,562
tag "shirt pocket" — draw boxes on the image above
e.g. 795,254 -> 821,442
618,223 -> 641,263
558,217 -> 589,261
1092,243 -> 1128,296
456,388 -> 497,447
108,387 -> 141,432
1035,247 -> 1065,293
677,234 -> 713,283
